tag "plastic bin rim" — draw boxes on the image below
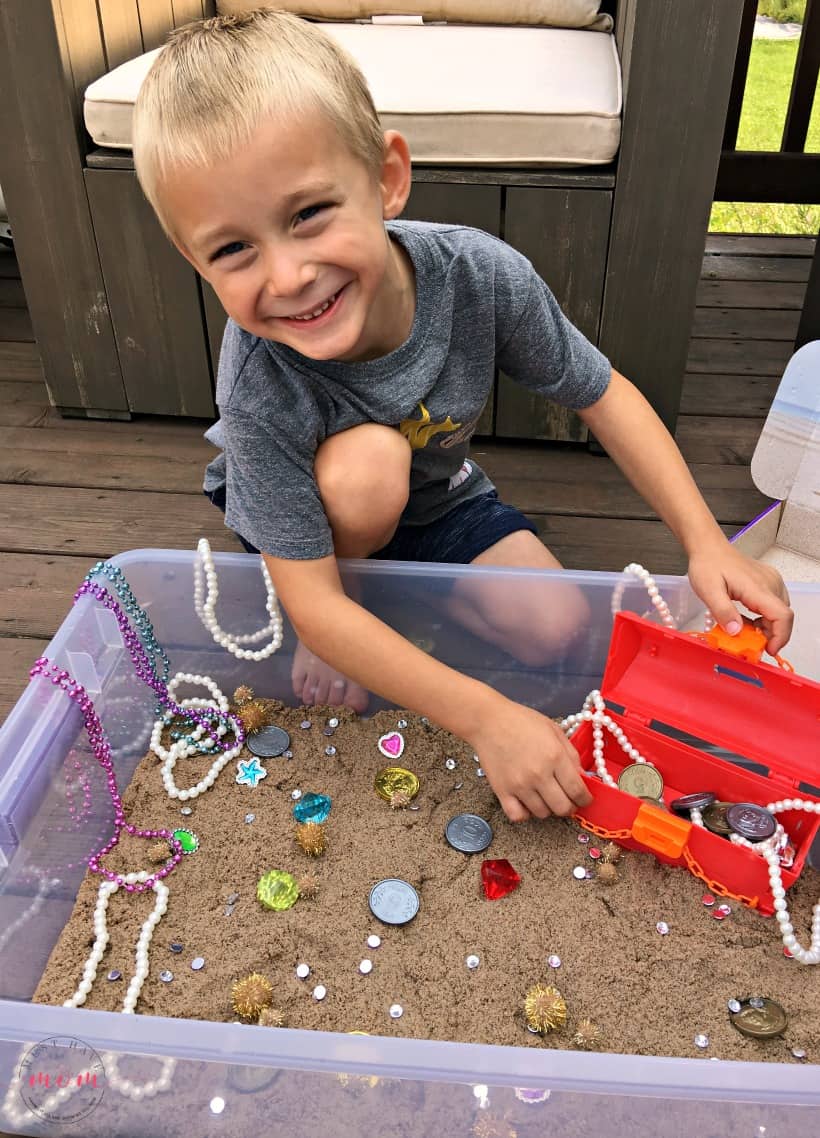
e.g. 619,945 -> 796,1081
1,1000 -> 817,1102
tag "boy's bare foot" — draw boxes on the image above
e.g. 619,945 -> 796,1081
291,640 -> 369,711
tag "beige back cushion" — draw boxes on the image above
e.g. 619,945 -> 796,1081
215,2 -> 613,31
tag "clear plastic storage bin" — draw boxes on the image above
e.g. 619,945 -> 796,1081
0,550 -> 818,1137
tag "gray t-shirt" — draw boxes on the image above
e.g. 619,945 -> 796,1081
204,220 -> 610,559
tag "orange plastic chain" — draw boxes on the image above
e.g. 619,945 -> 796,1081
687,618 -> 793,671
576,817 -> 760,909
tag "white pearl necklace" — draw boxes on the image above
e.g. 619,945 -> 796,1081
194,536 -> 283,660
611,562 -> 677,629
150,673 -> 244,800
560,689 -> 652,788
64,872 -> 169,1014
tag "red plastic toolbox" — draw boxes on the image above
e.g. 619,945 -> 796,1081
571,612 -> 820,915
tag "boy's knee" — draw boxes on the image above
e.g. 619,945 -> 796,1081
491,590 -> 592,668
315,424 -> 411,546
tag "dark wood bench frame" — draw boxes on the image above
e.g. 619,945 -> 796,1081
0,0 -> 744,441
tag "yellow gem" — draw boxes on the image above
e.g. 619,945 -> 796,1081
374,766 -> 420,803
256,870 -> 299,911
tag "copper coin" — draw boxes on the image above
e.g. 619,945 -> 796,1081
617,763 -> 664,800
702,801 -> 734,836
728,997 -> 787,1039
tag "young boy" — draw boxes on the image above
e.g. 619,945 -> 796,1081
132,9 -> 792,826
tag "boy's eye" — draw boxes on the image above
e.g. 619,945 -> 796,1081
295,203 -> 328,224
211,241 -> 247,262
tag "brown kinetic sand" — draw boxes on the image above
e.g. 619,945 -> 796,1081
32,700 -> 819,1079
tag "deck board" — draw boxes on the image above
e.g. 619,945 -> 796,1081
0,232 -> 809,721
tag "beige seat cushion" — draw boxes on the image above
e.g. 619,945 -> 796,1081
217,0 -> 613,31
84,23 -> 621,166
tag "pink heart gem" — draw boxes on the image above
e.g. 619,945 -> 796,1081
378,731 -> 405,759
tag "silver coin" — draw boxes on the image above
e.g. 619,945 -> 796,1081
670,791 -> 716,813
246,725 -> 291,758
368,878 -> 420,925
726,802 -> 777,841
445,813 -> 493,853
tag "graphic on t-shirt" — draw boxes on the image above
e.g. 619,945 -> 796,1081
398,402 -> 460,450
448,460 -> 473,491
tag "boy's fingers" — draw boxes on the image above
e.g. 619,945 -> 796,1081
556,755 -> 593,808
501,794 -> 531,824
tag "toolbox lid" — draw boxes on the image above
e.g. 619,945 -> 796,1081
602,613 -> 820,791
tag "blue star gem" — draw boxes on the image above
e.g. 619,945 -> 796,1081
235,757 -> 268,789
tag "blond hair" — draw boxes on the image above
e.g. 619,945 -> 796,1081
133,9 -> 385,236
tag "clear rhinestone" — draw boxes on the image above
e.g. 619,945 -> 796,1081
476,768 -> 485,778
445,758 -> 457,771
325,746 -> 337,756
409,805 -> 420,811
284,750 -> 293,759
454,781 -> 463,790
573,866 -> 587,880
313,984 -> 327,1001
107,969 -> 122,981
180,806 -> 193,816
159,970 -> 174,982
244,813 -> 255,824
367,935 -> 381,949
514,1088 -> 551,1105
291,789 -> 302,800
472,754 -> 480,763
359,959 -> 373,975
169,942 -> 183,954
749,997 -> 765,1009
300,720 -> 312,729
296,963 -> 310,979
323,727 -> 335,737
421,717 -> 430,726
224,905 -> 234,917
466,954 -> 480,970
656,921 -> 670,936
727,998 -> 742,1014
791,1048 -> 807,1061
577,834 -> 590,844
328,717 -> 340,728
694,1034 -> 709,1050
715,904 -> 732,918
389,1003 -> 403,1019
227,892 -> 239,904
191,956 -> 205,971
548,954 -> 561,969
397,719 -> 408,728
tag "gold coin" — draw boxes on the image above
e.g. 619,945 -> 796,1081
702,801 -> 734,836
639,796 -> 667,811
617,763 -> 664,800
374,766 -> 420,803
729,998 -> 788,1040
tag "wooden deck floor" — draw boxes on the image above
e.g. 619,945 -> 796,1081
0,232 -> 811,722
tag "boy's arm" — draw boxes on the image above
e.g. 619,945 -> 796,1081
263,552 -> 592,823
579,369 -> 793,652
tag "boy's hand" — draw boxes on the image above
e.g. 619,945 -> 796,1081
687,542 -> 793,655
469,697 -> 593,823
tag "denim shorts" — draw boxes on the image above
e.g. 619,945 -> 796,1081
203,485 -> 536,568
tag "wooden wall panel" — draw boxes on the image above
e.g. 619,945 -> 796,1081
402,182 -> 501,435
85,168 -> 214,416
495,187 -> 611,442
0,0 -> 127,415
173,0 -> 209,23
138,0 -> 176,50
98,0 -> 144,69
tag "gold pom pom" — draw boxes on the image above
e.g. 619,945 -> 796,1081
295,822 -> 326,857
524,984 -> 567,1034
147,840 -> 170,865
258,1006 -> 285,1028
572,1019 -> 603,1050
472,1116 -> 517,1138
596,862 -> 618,885
296,873 -> 320,899
239,700 -> 269,734
231,972 -> 273,1019
601,841 -> 622,864
389,790 -> 411,810
233,685 -> 255,706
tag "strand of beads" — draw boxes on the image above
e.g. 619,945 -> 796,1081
730,800 -> 820,964
610,563 -> 677,629
560,689 -> 651,789
194,536 -> 283,660
151,678 -> 244,801
65,872 -> 170,1012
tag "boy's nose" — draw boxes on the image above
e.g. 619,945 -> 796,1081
263,247 -> 318,299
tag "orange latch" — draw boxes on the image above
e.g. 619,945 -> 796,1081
632,803 -> 691,859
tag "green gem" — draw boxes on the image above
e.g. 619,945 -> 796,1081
256,870 -> 299,911
172,828 -> 199,854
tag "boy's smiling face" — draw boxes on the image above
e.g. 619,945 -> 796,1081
162,110 -> 414,362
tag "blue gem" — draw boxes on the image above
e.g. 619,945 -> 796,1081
293,792 -> 332,824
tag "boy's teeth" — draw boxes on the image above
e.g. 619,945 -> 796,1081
291,293 -> 336,320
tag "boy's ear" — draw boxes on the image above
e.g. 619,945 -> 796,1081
380,130 -> 412,220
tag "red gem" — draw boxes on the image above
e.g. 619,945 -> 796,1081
588,847 -> 602,860
481,858 -> 521,900
701,893 -> 716,908
784,946 -> 794,958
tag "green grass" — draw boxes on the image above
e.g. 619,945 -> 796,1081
709,37 -> 820,234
